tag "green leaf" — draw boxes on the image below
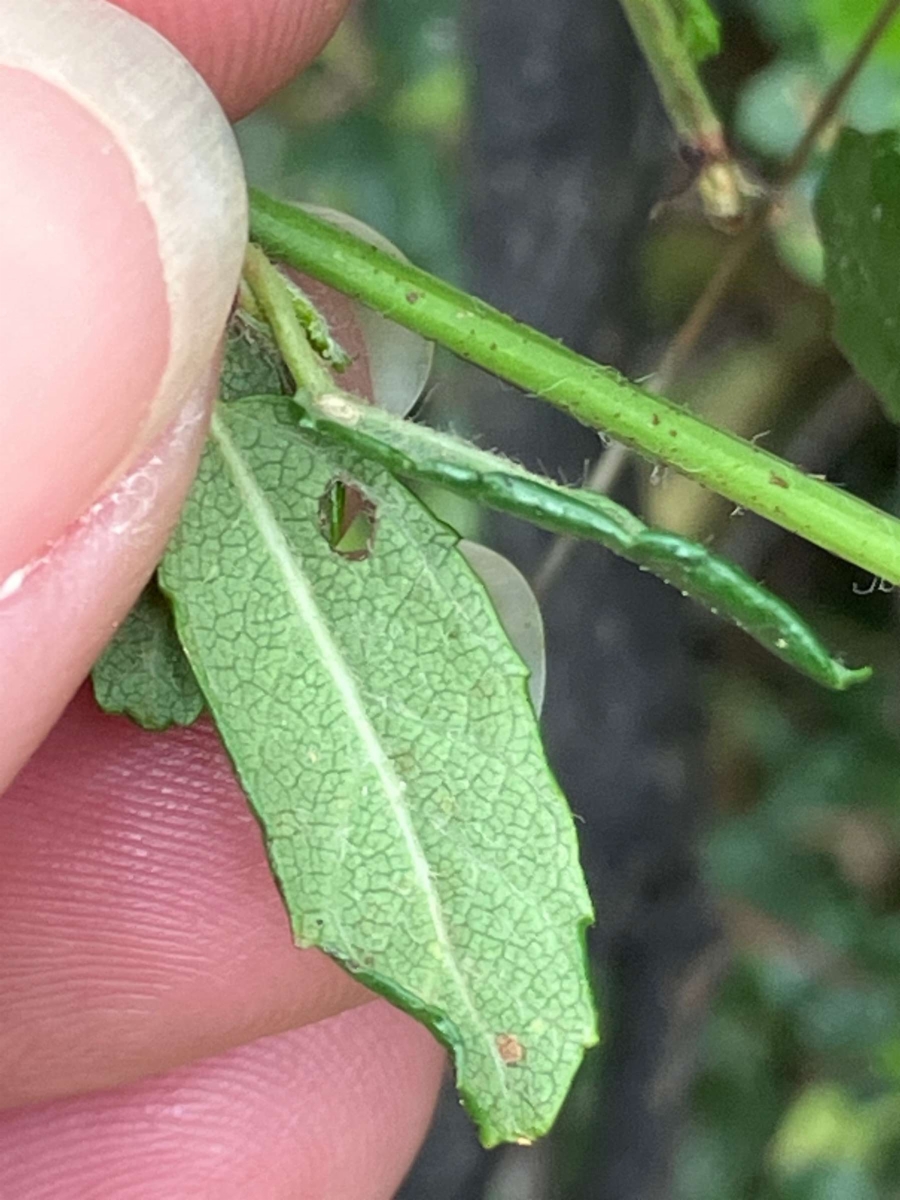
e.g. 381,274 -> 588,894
806,0 -> 900,65
92,579 -> 204,730
159,396 -> 597,1147
220,310 -> 293,402
672,0 -> 721,63
816,128 -> 900,421
91,309 -> 289,732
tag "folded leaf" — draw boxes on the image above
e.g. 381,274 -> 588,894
300,399 -> 870,691
92,579 -> 204,730
220,309 -> 293,402
159,396 -> 597,1147
91,313 -> 290,729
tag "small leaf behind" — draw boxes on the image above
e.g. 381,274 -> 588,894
92,579 -> 204,730
458,540 -> 546,716
817,128 -> 900,421
159,397 -> 597,1147
672,0 -> 721,63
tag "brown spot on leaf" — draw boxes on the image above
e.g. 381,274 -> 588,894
496,1033 -> 526,1065
770,472 -> 789,489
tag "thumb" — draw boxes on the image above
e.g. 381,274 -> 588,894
0,0 -> 247,789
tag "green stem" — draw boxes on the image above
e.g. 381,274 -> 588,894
242,244 -> 332,395
300,394 -> 868,689
618,0 -> 722,149
249,192 -> 900,586
653,0 -> 900,389
617,0 -> 760,226
239,252 -> 868,688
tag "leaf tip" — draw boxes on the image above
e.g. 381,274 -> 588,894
833,662 -> 874,691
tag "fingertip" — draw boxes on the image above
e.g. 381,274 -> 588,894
0,64 -> 170,581
0,688 -> 371,1104
0,1002 -> 444,1200
0,377 -> 214,792
0,0 -> 247,582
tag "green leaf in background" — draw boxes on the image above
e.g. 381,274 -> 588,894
743,0 -> 813,45
673,0 -> 721,63
159,395 -> 597,1147
807,0 -> 900,64
735,3 -> 900,288
816,128 -> 900,421
92,579 -> 204,730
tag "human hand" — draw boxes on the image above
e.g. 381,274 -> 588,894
0,3 -> 444,1196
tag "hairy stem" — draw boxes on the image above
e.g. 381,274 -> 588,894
249,194 -> 900,584
242,255 -> 868,687
300,393 -> 867,689
242,244 -> 332,396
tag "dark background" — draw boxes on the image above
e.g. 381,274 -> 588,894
238,1 -> 900,1195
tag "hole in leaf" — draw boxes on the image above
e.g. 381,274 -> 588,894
319,478 -> 377,561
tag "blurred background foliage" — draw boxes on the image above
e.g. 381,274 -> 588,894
237,1 -> 900,1195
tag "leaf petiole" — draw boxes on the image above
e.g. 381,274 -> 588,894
242,243 -> 333,396
300,394 -> 870,691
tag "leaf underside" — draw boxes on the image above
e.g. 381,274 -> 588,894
220,309 -> 294,402
817,128 -> 900,422
159,396 -> 597,1146
91,579 -> 204,731
92,315 -> 294,730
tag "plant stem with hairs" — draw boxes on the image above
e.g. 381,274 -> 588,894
250,191 -> 900,585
